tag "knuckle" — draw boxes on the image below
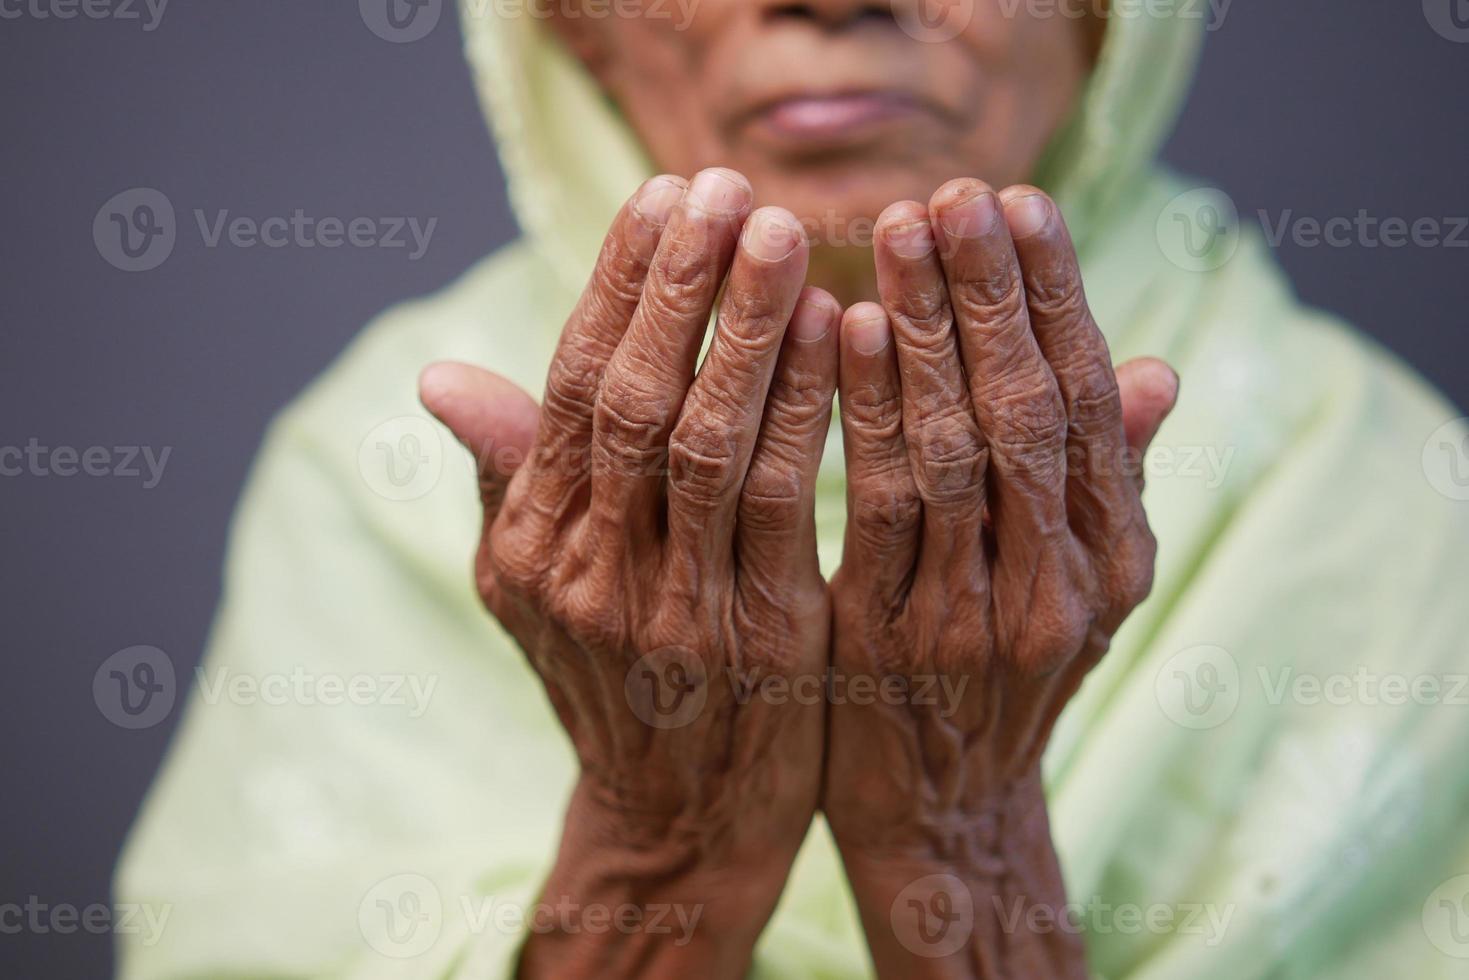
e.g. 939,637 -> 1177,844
544,344 -> 604,418
985,380 -> 1067,473
953,272 -> 1025,328
914,412 -> 985,501
891,303 -> 952,347
549,589 -> 623,652
648,243 -> 718,316
738,463 -> 804,533
486,529 -> 543,600
1066,376 -> 1124,438
1109,528 -> 1158,611
851,478 -> 923,541
1025,275 -> 1087,322
594,235 -> 652,307
721,285 -> 788,342
594,375 -> 672,470
766,372 -> 832,437
844,381 -> 904,434
668,413 -> 740,504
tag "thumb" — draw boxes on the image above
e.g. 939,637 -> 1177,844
1115,357 -> 1180,467
418,361 -> 540,517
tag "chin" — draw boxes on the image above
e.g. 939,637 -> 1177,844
744,161 -> 948,250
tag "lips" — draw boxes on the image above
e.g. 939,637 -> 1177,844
742,90 -> 931,151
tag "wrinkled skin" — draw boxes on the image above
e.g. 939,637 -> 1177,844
422,1 -> 1177,977
423,169 -> 844,976
825,182 -> 1175,977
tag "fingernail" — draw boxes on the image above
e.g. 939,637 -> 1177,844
847,309 -> 890,355
884,219 -> 934,259
742,208 -> 803,262
789,295 -> 835,343
687,167 -> 750,215
938,190 -> 999,240
1006,194 -> 1052,239
631,175 -> 685,224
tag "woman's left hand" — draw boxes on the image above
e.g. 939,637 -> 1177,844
824,180 -> 1179,978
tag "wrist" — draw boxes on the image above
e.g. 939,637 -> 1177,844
832,774 -> 1085,980
517,777 -> 802,979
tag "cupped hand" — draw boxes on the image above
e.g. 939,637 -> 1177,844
825,180 -> 1178,976
421,168 -> 841,977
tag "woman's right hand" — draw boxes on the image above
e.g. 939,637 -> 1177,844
420,168 -> 841,979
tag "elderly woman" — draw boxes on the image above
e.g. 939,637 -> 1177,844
116,1 -> 1469,977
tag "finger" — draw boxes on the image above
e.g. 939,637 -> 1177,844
836,302 -> 921,603
1116,357 -> 1181,491
590,167 -> 754,538
734,287 -> 840,587
665,206 -> 810,565
536,175 -> 687,492
873,201 -> 988,572
998,186 -> 1157,534
419,361 -> 539,520
928,180 -> 1068,562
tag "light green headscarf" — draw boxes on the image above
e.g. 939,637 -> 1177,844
115,4 -> 1469,978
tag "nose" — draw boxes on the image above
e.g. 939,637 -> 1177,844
763,0 -> 896,30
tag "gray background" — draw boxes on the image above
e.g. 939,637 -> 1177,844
1,1 -> 1465,975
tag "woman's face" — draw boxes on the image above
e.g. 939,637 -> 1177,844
550,0 -> 1099,300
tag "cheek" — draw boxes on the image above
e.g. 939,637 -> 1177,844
948,10 -> 1090,182
589,19 -> 734,175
